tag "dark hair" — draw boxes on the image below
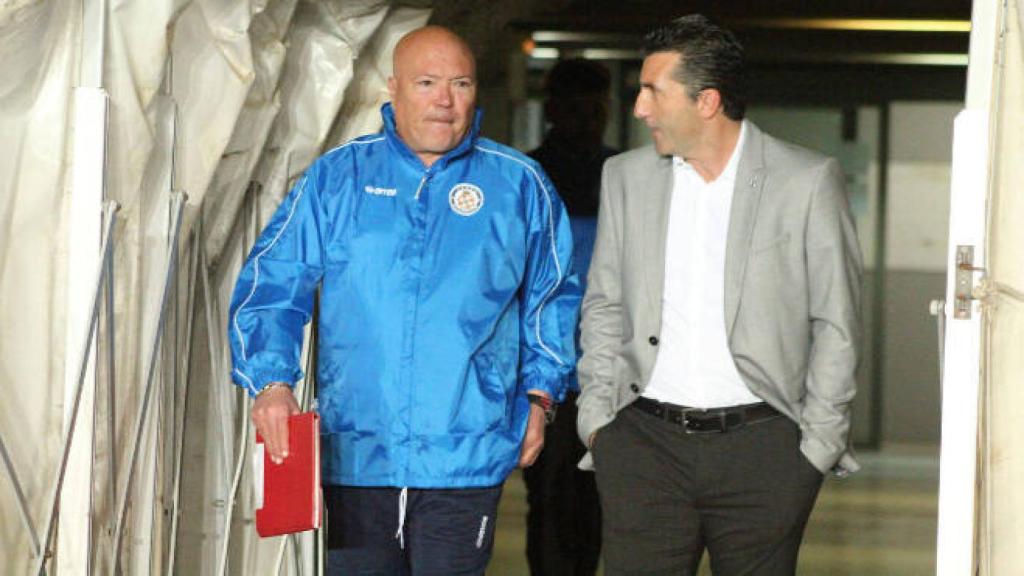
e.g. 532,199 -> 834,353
545,58 -> 611,98
643,14 -> 747,120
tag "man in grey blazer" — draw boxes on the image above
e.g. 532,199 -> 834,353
576,15 -> 862,575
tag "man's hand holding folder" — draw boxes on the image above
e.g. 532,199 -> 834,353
252,385 -> 321,537
252,383 -> 301,464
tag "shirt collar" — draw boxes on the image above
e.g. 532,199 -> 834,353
673,119 -> 748,184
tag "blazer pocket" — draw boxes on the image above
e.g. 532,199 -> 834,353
752,232 -> 791,255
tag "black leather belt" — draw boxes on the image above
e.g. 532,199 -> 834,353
630,396 -> 782,434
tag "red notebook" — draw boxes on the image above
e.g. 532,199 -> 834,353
254,411 -> 321,537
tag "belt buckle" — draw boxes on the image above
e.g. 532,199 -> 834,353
681,408 -> 713,434
682,409 -> 741,434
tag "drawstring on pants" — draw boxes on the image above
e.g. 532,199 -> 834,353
394,487 -> 409,549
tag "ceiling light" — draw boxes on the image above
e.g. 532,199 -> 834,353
734,18 -> 971,33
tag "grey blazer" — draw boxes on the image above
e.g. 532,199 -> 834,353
576,122 -> 862,476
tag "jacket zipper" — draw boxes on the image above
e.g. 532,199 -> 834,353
405,171 -> 429,483
414,174 -> 427,200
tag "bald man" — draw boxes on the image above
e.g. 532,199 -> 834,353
229,26 -> 580,575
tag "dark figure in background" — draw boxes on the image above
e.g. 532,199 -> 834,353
524,58 -> 617,576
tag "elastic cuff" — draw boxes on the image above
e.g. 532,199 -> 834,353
255,382 -> 291,398
522,376 -> 566,403
233,367 -> 300,398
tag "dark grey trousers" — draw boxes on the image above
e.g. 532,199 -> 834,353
591,403 -> 823,576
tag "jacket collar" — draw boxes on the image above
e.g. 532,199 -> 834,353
724,120 -> 768,336
381,102 -> 483,172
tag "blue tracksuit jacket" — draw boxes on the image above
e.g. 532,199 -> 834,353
229,103 -> 580,488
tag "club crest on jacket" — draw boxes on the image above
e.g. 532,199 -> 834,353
449,183 -> 484,216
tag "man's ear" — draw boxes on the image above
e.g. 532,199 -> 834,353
387,76 -> 397,100
697,89 -> 723,119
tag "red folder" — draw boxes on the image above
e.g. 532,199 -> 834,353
254,411 -> 321,537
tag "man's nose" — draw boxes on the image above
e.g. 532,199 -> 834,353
633,92 -> 648,119
435,84 -> 453,107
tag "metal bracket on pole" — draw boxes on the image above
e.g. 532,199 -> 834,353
954,245 -> 986,320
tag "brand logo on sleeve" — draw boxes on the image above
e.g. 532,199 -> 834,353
364,185 -> 397,197
448,183 -> 484,216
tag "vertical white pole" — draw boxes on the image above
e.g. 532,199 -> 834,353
60,0 -> 108,573
60,46 -> 109,576
61,87 -> 107,574
935,1 -> 1002,575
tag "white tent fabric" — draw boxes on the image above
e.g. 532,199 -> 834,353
980,1 -> 1024,573
0,0 -> 82,570
0,1 -> 430,573
247,1 -> 387,227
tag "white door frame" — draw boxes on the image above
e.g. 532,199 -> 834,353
935,1 -> 1004,574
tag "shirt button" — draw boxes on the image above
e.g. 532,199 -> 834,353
648,336 -> 659,346
629,383 -> 640,393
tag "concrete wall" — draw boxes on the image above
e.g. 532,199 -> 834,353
881,101 -> 959,445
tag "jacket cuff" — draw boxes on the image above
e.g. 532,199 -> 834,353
522,375 -> 566,403
576,397 -> 614,449
799,435 -> 859,477
233,367 -> 301,398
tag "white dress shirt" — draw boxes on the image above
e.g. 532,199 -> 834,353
644,121 -> 762,409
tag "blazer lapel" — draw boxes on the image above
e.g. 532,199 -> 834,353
725,123 -> 767,337
644,155 -> 674,308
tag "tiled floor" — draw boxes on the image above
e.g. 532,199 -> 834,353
488,446 -> 939,575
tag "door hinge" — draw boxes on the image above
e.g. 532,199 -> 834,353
954,245 -> 986,320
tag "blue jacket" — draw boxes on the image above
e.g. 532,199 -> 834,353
229,104 -> 580,488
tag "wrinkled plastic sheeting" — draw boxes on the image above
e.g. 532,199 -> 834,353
204,1 -> 432,263
171,0 -> 261,225
325,6 -> 431,148
247,1 -> 385,227
201,0 -> 299,266
0,0 -> 78,571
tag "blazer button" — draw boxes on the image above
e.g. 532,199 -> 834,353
629,383 -> 640,393
648,336 -> 659,346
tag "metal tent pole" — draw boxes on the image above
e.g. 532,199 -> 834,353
217,396 -> 251,575
0,430 -> 40,556
32,201 -> 120,576
109,191 -> 186,575
104,201 -> 118,545
167,218 -> 202,575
